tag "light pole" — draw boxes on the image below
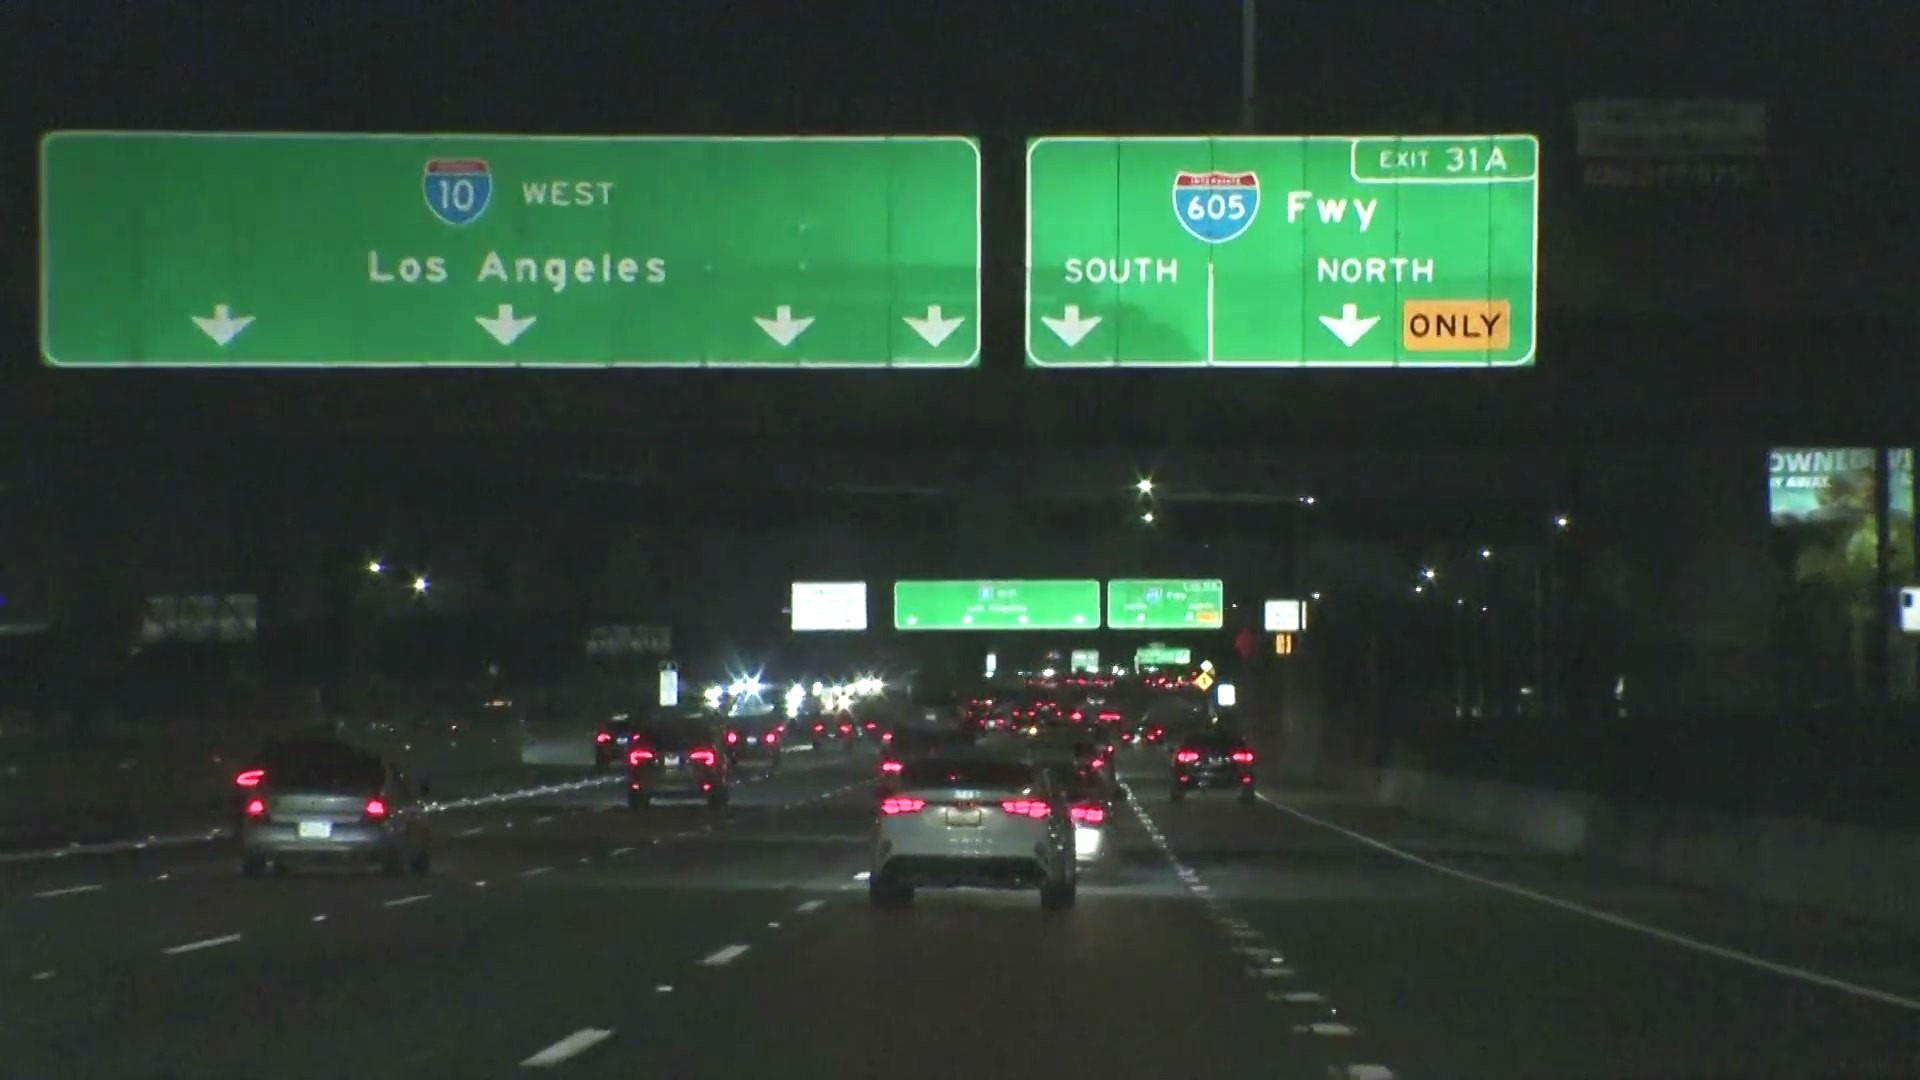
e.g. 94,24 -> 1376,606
1241,0 -> 1258,132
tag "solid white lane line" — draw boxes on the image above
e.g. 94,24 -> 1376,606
520,866 -> 554,878
519,1027 -> 614,1068
610,846 -> 636,857
700,944 -> 750,966
1264,794 -> 1920,1012
384,894 -> 432,908
457,826 -> 486,837
163,933 -> 242,955
796,899 -> 826,913
32,970 -> 55,980
33,884 -> 104,898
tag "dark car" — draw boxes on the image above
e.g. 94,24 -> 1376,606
627,710 -> 733,809
723,702 -> 785,772
236,737 -> 431,877
1169,728 -> 1257,803
594,717 -> 640,769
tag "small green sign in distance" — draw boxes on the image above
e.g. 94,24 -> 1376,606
1025,135 -> 1538,368
894,580 -> 1101,631
1134,645 -> 1192,667
41,132 -> 981,368
1107,579 -> 1225,630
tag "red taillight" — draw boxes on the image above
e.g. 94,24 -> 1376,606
813,722 -> 825,733
1231,750 -> 1256,764
689,749 -> 718,767
234,768 -> 265,788
864,721 -> 877,730
245,797 -> 266,817
880,797 -> 926,815
726,730 -> 739,745
1099,711 -> 1121,722
629,748 -> 655,766
364,798 -> 389,819
840,723 -> 852,734
1071,804 -> 1106,825
1089,757 -> 1106,770
1000,799 -> 1050,819
1070,710 -> 1084,722
765,729 -> 780,744
879,759 -> 904,774
1175,750 -> 1201,764
596,732 -> 612,743
881,731 -> 894,743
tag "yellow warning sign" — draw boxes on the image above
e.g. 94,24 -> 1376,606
1274,633 -> 1295,656
1193,671 -> 1215,692
1402,300 -> 1511,351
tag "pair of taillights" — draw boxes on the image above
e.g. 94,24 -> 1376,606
245,797 -> 387,820
723,730 -> 781,746
1173,749 -> 1256,764
879,797 -> 1105,822
629,748 -> 718,767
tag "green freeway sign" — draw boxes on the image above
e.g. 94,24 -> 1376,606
1107,579 -> 1225,630
1134,645 -> 1192,667
894,580 -> 1100,631
41,132 -> 980,368
1025,135 -> 1538,368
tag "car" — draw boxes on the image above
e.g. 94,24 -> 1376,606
1169,729 -> 1258,803
722,703 -> 785,772
627,709 -> 733,809
869,756 -> 1077,911
236,737 -> 431,878
594,717 -> 640,769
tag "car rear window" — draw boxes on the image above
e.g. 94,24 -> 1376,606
640,718 -> 714,750
1182,732 -> 1247,752
260,742 -> 385,790
898,759 -> 1036,791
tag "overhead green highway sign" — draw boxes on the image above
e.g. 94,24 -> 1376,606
893,580 -> 1101,631
1025,135 -> 1538,368
1107,579 -> 1225,630
41,132 -> 981,368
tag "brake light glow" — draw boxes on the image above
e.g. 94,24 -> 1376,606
813,722 -> 826,733
595,732 -> 611,743
879,759 -> 904,774
765,729 -> 780,744
1000,799 -> 1050,819
881,731 -> 894,744
688,749 -> 718,767
840,723 -> 853,734
864,721 -> 877,730
1231,750 -> 1256,764
1175,750 -> 1201,763
1099,711 -> 1121,722
1069,710 -> 1084,722
726,730 -> 739,745
245,797 -> 266,817
1089,757 -> 1106,770
1070,804 -> 1106,825
234,768 -> 265,788
364,798 -> 389,819
629,748 -> 655,765
880,797 -> 926,815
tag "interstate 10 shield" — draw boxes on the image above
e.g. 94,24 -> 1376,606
423,158 -> 492,226
1172,170 -> 1259,244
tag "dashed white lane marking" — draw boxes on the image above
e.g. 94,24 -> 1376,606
1264,794 -> 1920,1012
533,816 -> 554,824
32,970 -> 55,981
33,884 -> 104,898
767,921 -> 782,928
796,899 -> 826,913
1297,1022 -> 1357,1036
473,880 -> 489,888
852,871 -> 871,881
700,944 -> 750,966
457,826 -> 486,837
383,894 -> 432,908
520,866 -> 554,878
577,857 -> 590,864
153,873 -> 172,881
610,846 -> 636,857
1279,991 -> 1327,1003
311,915 -> 328,923
1342,1067 -> 1395,1080
163,933 -> 242,955
520,1027 -> 614,1068
1252,965 -> 1296,978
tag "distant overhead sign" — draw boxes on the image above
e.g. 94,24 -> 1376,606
41,132 -> 981,368
791,582 -> 868,631
1025,135 -> 1538,367
1263,599 -> 1308,632
1134,644 -> 1191,667
1107,579 -> 1224,630
894,580 -> 1100,631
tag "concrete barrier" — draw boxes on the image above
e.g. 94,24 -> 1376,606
1346,764 -> 1920,930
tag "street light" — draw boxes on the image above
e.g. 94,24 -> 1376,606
1135,477 -> 1155,496
1421,567 -> 1437,581
366,560 -> 384,574
1310,591 -> 1322,602
411,576 -> 429,594
1553,515 -> 1571,530
1299,494 -> 1317,506
1479,548 -> 1493,560
1141,511 -> 1155,524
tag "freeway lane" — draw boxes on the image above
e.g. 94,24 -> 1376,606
1119,750 -> 1920,1079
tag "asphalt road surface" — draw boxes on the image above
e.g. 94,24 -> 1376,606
3,742 -> 1917,1078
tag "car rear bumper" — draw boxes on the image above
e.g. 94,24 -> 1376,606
1175,766 -> 1254,790
877,854 -> 1050,889
241,822 -> 396,858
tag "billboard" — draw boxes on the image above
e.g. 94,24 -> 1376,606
791,582 -> 868,631
1768,447 -> 1876,525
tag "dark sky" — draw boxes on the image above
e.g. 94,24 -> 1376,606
4,0 -> 1916,452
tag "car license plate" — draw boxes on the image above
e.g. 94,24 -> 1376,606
746,735 -> 758,744
663,753 -> 681,767
945,808 -> 983,827
297,820 -> 332,840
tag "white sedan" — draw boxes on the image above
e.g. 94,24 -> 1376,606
870,757 -> 1077,911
